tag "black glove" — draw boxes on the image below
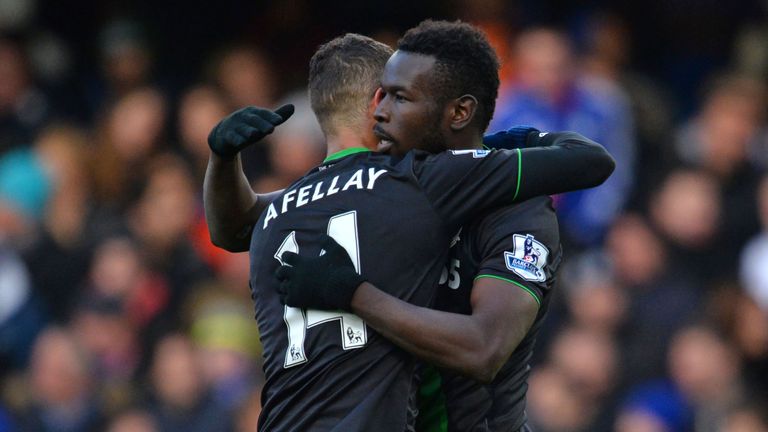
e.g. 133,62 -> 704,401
208,104 -> 295,158
483,126 -> 542,150
275,234 -> 366,311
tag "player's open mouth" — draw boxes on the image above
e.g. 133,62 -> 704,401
373,126 -> 395,153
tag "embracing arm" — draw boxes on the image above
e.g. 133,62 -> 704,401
203,104 -> 293,252
514,131 -> 616,201
203,154 -> 282,252
351,278 -> 538,383
276,235 -> 538,382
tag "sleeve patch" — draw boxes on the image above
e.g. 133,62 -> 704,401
503,234 -> 549,282
448,149 -> 490,158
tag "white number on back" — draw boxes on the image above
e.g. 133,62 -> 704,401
275,211 -> 367,368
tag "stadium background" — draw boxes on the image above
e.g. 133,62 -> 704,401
0,0 -> 767,430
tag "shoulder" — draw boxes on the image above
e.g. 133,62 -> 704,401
476,197 -> 559,243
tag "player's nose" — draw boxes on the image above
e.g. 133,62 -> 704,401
373,95 -> 389,123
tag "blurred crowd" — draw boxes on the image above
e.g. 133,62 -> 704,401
0,1 -> 767,431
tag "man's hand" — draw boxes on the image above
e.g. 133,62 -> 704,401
208,104 -> 295,159
275,234 -> 366,311
483,126 -> 541,150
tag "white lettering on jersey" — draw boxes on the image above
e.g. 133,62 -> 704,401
449,149 -> 490,158
262,169 -> 389,230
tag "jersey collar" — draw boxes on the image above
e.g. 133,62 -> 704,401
323,147 -> 371,164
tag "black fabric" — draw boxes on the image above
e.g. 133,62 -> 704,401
276,234 -> 366,311
432,197 -> 562,432
248,136 -> 604,430
249,150 -> 534,432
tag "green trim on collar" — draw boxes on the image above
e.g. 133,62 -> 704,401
323,147 -> 371,163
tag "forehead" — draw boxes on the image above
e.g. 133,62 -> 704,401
381,51 -> 436,90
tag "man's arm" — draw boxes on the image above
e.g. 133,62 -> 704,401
203,105 -> 293,252
351,278 -> 537,383
275,234 -> 538,383
513,131 -> 616,201
415,131 -> 614,234
203,154 -> 282,251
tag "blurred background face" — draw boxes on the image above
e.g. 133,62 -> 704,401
107,89 -> 166,162
215,47 -> 276,108
29,328 -> 90,406
0,39 -> 29,111
668,326 -> 739,404
151,334 -> 204,410
650,170 -> 721,249
106,410 -> 158,432
131,156 -> 196,253
606,214 -> 665,286
178,86 -> 230,164
548,327 -> 617,401
514,29 -> 573,98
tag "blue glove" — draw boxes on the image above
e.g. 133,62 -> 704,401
483,126 -> 541,150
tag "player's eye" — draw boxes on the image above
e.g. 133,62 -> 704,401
394,93 -> 407,103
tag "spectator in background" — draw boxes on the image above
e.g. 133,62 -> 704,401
606,214 -> 701,388
490,27 -> 635,247
674,75 -> 765,276
251,91 -> 325,193
546,326 -> 619,430
668,325 -> 746,432
526,365 -> 593,431
176,84 -> 241,276
235,389 -> 263,432
146,333 -> 231,432
91,87 -> 167,211
212,46 -> 277,110
740,174 -> 768,313
127,154 -> 211,329
176,85 -> 231,183
105,408 -> 158,432
20,327 -> 103,432
649,168 -> 722,283
0,244 -> 46,373
24,125 -> 93,322
211,46 -> 279,180
0,37 -> 51,152
721,404 -> 768,432
577,12 -> 676,205
614,381 -> 692,432
86,20 -> 154,118
186,283 -> 262,412
70,296 -> 141,414
456,0 -> 516,93
0,404 -> 15,431
0,146 -> 51,250
559,251 -> 627,335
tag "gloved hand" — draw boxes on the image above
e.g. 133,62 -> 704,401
208,104 -> 295,158
483,126 -> 541,150
275,234 -> 366,311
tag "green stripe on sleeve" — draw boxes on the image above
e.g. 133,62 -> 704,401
512,148 -> 522,201
474,274 -> 541,307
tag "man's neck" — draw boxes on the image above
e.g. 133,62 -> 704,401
325,127 -> 376,157
448,133 -> 484,151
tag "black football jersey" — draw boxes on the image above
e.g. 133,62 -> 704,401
426,196 -> 562,432
250,147 -> 538,432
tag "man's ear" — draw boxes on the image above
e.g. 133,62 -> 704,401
449,94 -> 478,131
